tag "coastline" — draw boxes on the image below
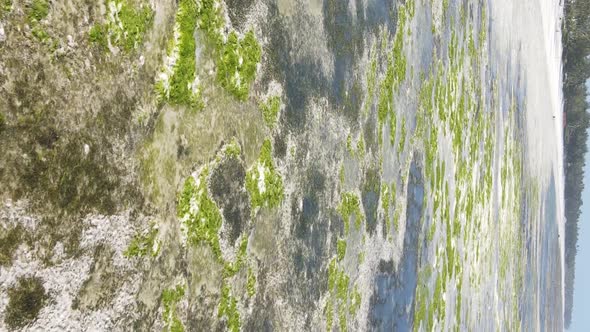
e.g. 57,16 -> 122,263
540,0 -> 566,324
489,0 -> 566,327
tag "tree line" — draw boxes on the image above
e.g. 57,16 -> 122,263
562,0 -> 590,327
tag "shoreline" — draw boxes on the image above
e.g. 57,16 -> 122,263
541,0 -> 566,324
490,0 -> 566,326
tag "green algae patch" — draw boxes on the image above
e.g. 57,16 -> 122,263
381,184 -> 391,237
223,236 -> 248,278
89,0 -> 154,53
325,299 -> 334,330
25,0 -> 55,45
346,133 -> 354,157
195,0 -> 261,100
27,0 -> 49,22
162,285 -> 185,332
156,0 -> 262,107
218,282 -> 241,332
246,139 -> 284,212
31,25 -> 51,43
337,238 -> 347,261
178,167 -> 224,260
409,2 -> 525,327
259,96 -> 281,128
349,285 -> 362,316
89,23 -> 109,49
388,110 -> 397,147
398,116 -> 406,155
0,0 -> 12,17
338,192 -> 364,234
375,2 -> 409,146
155,0 -> 203,111
325,256 -> 361,331
325,189 -> 368,330
220,137 -> 242,160
175,141 -> 260,331
195,0 -> 225,46
364,44 -> 378,117
4,277 -> 48,330
356,136 -> 366,159
124,221 -> 160,258
246,267 -> 256,297
392,4 -> 408,86
168,0 -> 200,108
217,30 -> 262,101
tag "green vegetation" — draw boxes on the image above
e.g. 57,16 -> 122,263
392,5 -> 408,86
25,0 -> 54,44
327,258 -> 338,292
375,1 -> 409,148
356,136 -> 365,159
479,4 -> 487,49
195,0 -> 225,46
0,0 -> 12,16
89,0 -> 154,53
116,1 -> 154,51
389,110 -> 397,146
324,300 -> 334,330
346,133 -> 354,156
223,237 -> 248,278
325,256 -> 360,331
4,277 -> 47,329
391,183 -> 399,231
218,283 -> 241,332
409,2 -> 527,328
162,285 -> 185,332
176,142 -> 257,331
155,0 -> 202,110
349,285 -> 361,316
381,184 -> 391,237
260,96 -> 281,128
247,267 -> 256,297
398,116 -> 406,155
364,46 -> 378,116
27,0 -> 49,22
337,192 -> 363,234
31,25 -> 50,43
245,139 -> 284,211
178,167 -> 223,260
194,0 -> 261,100
124,222 -> 160,258
337,239 -> 347,261
217,30 -> 262,100
221,137 -> 242,160
89,24 -> 108,49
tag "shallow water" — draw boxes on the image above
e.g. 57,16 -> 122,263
370,155 -> 424,331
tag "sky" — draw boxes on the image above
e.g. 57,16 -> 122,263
568,91 -> 590,331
